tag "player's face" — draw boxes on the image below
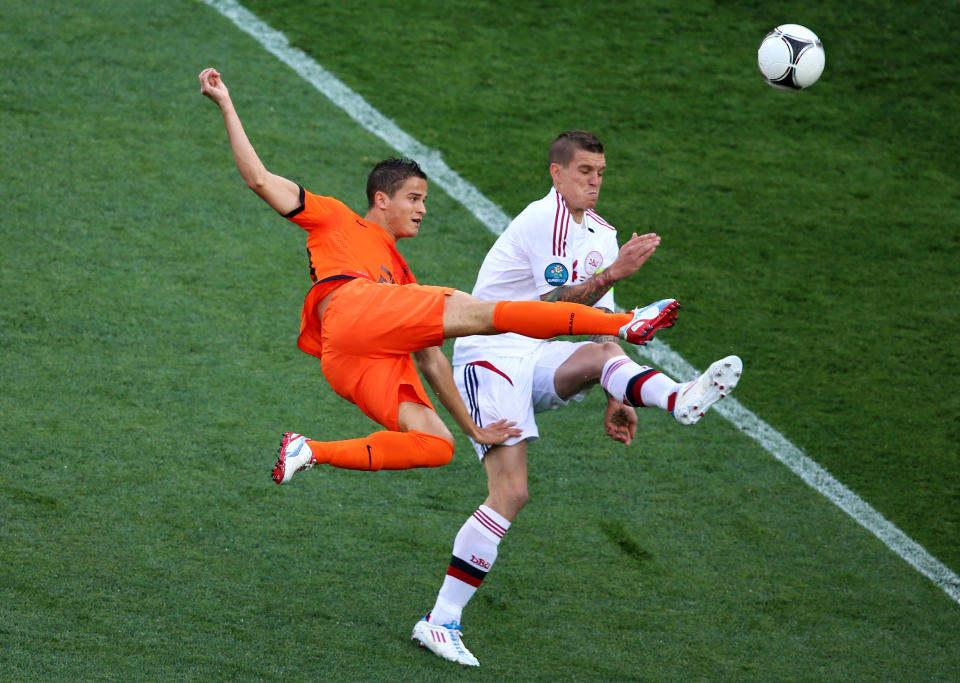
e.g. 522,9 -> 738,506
551,149 -> 606,220
381,176 -> 428,240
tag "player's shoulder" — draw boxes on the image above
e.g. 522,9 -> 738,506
508,188 -> 561,232
585,208 -> 617,231
287,187 -> 358,227
302,189 -> 353,215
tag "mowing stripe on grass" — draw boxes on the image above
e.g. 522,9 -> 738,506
198,0 -> 960,606
198,0 -> 512,234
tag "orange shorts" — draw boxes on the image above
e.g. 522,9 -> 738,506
307,277 -> 454,431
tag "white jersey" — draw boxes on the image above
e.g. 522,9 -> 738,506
453,187 -> 620,364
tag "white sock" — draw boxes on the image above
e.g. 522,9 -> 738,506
429,505 -> 510,626
600,355 -> 680,410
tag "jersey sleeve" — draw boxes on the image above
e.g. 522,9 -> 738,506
519,204 -> 575,296
283,186 -> 347,231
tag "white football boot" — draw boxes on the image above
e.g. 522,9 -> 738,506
673,355 -> 743,425
411,615 -> 480,667
618,299 -> 679,345
272,432 -> 314,484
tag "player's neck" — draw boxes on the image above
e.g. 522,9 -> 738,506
554,187 -> 585,224
364,209 -> 399,242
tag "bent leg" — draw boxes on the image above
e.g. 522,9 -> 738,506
599,353 -> 681,410
551,340 -> 625,399
306,427 -> 453,471
398,400 -> 455,443
302,397 -> 454,472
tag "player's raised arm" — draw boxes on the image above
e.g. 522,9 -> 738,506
540,232 -> 661,306
198,68 -> 300,216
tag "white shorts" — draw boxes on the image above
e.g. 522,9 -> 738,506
453,340 -> 594,460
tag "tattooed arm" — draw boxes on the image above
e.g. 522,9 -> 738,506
540,267 -> 618,306
540,231 -> 660,305
540,231 -> 662,342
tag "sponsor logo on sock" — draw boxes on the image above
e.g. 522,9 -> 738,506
470,554 -> 492,570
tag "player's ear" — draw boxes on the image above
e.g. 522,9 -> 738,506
549,162 -> 562,184
373,189 -> 391,210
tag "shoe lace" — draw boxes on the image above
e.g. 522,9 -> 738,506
442,622 -> 467,648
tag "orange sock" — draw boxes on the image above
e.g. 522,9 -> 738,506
492,300 -> 631,338
306,430 -> 454,471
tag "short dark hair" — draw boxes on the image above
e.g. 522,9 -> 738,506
548,130 -> 604,167
366,157 -> 427,208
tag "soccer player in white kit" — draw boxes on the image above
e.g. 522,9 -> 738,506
411,131 -> 742,666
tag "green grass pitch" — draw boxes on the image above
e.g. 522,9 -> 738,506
1,0 -> 958,679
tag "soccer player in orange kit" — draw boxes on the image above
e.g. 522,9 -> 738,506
198,68 -> 680,482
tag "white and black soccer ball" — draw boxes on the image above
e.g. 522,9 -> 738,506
757,24 -> 825,91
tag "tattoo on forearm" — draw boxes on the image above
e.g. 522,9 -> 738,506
542,270 -> 615,306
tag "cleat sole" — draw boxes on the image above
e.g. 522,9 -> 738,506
673,355 -> 742,425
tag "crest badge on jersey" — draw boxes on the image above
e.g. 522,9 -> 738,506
544,262 -> 569,286
584,251 -> 604,276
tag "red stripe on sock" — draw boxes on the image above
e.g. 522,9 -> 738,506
626,369 -> 658,408
447,565 -> 484,588
601,357 -> 632,386
473,509 -> 507,538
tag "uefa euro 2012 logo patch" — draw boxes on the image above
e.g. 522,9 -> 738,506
544,262 -> 569,286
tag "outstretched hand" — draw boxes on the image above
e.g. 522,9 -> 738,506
604,398 -> 637,445
471,418 -> 522,445
198,67 -> 230,105
606,232 -> 661,282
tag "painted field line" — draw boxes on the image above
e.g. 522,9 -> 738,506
198,0 -> 960,606
199,0 -> 511,234
637,340 -> 960,605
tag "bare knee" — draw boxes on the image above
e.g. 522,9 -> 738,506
554,340 -> 627,397
397,401 -> 454,444
505,483 -> 529,513
487,467 -> 529,518
488,481 -> 529,519
442,291 -> 498,338
596,340 -> 624,361
482,444 -> 529,520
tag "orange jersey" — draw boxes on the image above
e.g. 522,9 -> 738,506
284,186 -> 416,289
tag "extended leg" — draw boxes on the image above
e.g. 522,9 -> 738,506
440,291 -> 677,345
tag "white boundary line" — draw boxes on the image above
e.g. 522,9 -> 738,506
199,0 -> 960,606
